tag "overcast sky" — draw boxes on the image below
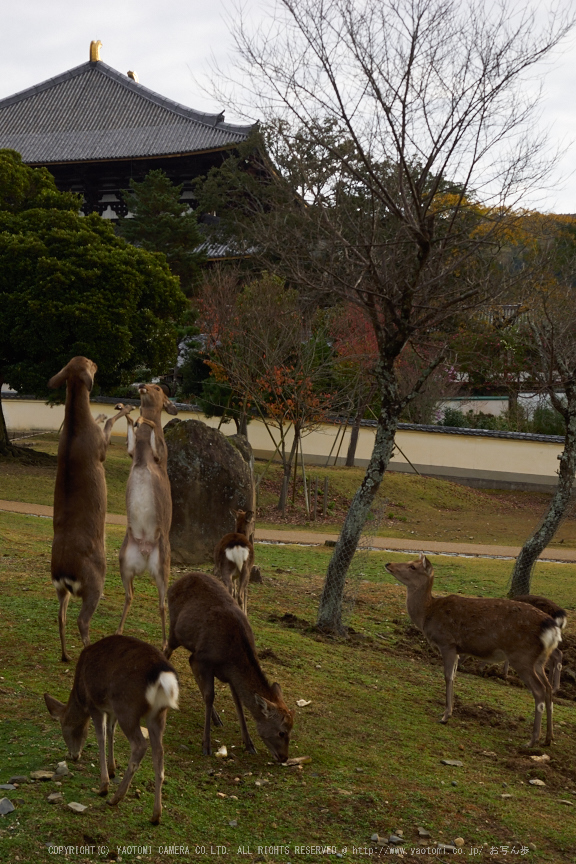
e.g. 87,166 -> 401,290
1,0 -> 575,213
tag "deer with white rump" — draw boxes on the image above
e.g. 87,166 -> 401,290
117,383 -> 177,650
165,570 -> 294,761
385,554 -> 562,747
44,634 -> 178,824
502,595 -> 567,693
214,509 -> 255,613
49,356 -> 133,662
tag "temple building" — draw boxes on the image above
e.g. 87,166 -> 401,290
0,41 -> 254,219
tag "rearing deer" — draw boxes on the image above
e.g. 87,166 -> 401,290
214,509 -> 255,614
385,554 -> 561,747
117,383 -> 177,650
49,356 -> 133,662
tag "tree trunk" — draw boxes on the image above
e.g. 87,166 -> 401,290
0,383 -> 13,456
317,366 -> 399,633
277,424 -> 300,510
345,411 -> 361,467
509,411 -> 576,596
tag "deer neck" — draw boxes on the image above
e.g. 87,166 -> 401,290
229,650 -> 274,718
405,578 -> 434,631
64,379 -> 92,428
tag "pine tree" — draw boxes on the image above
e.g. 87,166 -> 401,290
118,169 -> 205,295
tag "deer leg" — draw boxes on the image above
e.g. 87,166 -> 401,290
550,648 -> 563,694
77,580 -> 102,648
102,403 -> 134,446
91,710 -> 110,796
106,714 -> 117,778
502,659 -> 510,679
107,723 -> 148,808
189,657 -> 219,754
147,708 -> 167,824
238,563 -> 250,615
516,664 -> 550,747
149,544 -> 169,652
229,682 -> 256,754
117,537 -> 143,635
56,586 -> 71,662
441,648 -> 459,723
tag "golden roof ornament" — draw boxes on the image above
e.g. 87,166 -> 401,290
127,71 -> 139,82
89,41 -> 102,62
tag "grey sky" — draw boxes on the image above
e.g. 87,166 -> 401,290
0,0 -> 574,213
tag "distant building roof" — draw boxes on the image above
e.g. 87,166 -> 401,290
0,58 -> 254,164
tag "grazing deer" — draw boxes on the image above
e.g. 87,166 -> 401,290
502,595 -> 567,692
44,634 -> 178,824
214,509 -> 255,613
117,384 -> 177,651
49,356 -> 133,662
165,570 -> 294,761
385,554 -> 562,747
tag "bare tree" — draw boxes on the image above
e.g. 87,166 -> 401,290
200,0 -> 573,632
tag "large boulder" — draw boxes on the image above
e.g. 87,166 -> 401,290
165,419 -> 255,565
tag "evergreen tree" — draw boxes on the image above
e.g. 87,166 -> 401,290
118,169 -> 205,295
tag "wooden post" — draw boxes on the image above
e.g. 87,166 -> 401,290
323,476 -> 329,517
312,475 -> 318,521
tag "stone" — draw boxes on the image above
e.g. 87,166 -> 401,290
165,420 -> 255,565
454,838 -> 465,847
440,759 -> 463,767
501,794 -> 513,799
558,800 -> 574,806
0,785 -> 16,791
47,792 -> 63,803
371,834 -> 380,842
249,566 -> 262,584
67,801 -> 87,813
437,844 -> 458,853
388,835 -> 404,845
8,776 -> 29,785
529,779 -> 546,787
30,770 -> 54,781
529,754 -> 550,763
229,820 -> 238,827
0,798 -> 15,815
215,746 -> 228,758
417,828 -> 431,838
53,761 -> 69,777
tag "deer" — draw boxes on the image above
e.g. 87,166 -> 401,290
385,554 -> 562,747
214,509 -> 255,614
165,570 -> 294,762
117,383 -> 177,651
502,595 -> 567,692
49,356 -> 133,662
44,634 -> 178,824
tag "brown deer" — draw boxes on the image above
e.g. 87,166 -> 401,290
117,384 -> 177,650
214,509 -> 255,613
502,595 -> 567,692
44,634 -> 178,824
385,554 -> 562,747
165,570 -> 294,761
49,356 -> 133,662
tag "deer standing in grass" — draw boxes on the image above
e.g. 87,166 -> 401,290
117,384 -> 177,650
165,570 -> 294,761
214,509 -> 255,613
49,356 -> 133,662
44,634 -> 178,824
385,554 -> 561,747
502,595 -> 567,692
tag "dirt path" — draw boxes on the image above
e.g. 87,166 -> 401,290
3,497 -> 576,563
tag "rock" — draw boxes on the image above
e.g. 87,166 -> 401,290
371,834 -> 380,842
529,779 -> 546,787
8,776 -> 29,785
501,794 -> 513,799
417,828 -> 431,838
0,798 -> 15,815
558,799 -> 574,806
179,744 -> 190,752
337,789 -> 353,796
215,746 -> 228,758
67,801 -> 87,813
296,699 -> 312,707
388,835 -> 404,845
529,754 -> 550,763
481,751 -> 497,758
451,781 -> 458,786
53,761 -> 69,777
437,844 -> 458,853
165,420 -> 255,565
47,792 -> 63,803
30,770 -> 54,781
440,759 -> 463,767
454,838 -> 465,848
229,820 -> 238,827
284,756 -> 312,766
0,785 -> 16,791
255,779 -> 269,787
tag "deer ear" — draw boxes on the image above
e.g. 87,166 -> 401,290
254,693 -> 272,717
422,555 -> 433,574
271,682 -> 283,700
44,693 -> 66,720
48,367 -> 68,389
245,510 -> 254,522
79,369 -> 94,392
164,397 -> 178,416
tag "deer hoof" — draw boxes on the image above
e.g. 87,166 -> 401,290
150,812 -> 161,825
98,785 -> 109,797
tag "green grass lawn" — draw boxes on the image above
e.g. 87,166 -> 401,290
0,509 -> 575,864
